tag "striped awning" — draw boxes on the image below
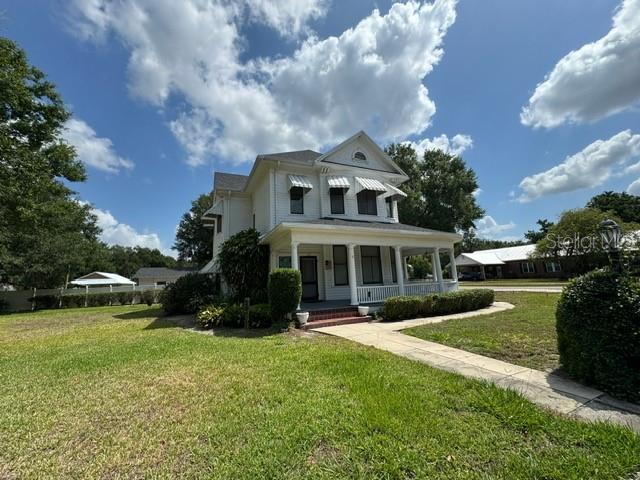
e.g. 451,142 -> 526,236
327,176 -> 350,189
384,183 -> 408,200
288,174 -> 313,190
355,176 -> 387,194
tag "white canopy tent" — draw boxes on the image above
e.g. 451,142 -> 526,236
70,272 -> 136,287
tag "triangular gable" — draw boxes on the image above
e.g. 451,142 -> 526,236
315,131 -> 408,178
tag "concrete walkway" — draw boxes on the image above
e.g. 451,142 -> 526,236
312,302 -> 640,432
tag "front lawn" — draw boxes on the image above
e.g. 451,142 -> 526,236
459,278 -> 567,287
1,305 -> 638,478
405,292 -> 560,372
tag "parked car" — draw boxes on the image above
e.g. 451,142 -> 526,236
458,271 -> 483,281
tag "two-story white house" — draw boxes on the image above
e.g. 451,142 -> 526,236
201,131 -> 461,306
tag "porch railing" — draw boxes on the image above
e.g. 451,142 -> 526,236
356,281 -> 459,304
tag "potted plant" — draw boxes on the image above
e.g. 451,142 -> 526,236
358,305 -> 369,316
296,311 -> 309,325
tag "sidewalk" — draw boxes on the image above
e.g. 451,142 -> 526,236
311,303 -> 640,432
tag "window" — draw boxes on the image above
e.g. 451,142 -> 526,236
545,261 -> 561,273
357,190 -> 378,215
332,245 -> 349,286
290,186 -> 304,214
353,151 -> 367,162
361,246 -> 382,284
216,217 -> 222,233
389,247 -> 397,283
521,262 -> 535,274
330,188 -> 345,214
278,256 -> 292,268
385,197 -> 394,218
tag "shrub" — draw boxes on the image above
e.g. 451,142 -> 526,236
0,298 -> 9,313
114,291 -> 133,306
221,304 -> 246,328
161,273 -> 218,315
196,304 -> 225,329
29,294 -> 60,310
268,269 -> 301,321
141,290 -> 156,306
86,293 -> 113,307
249,303 -> 272,328
381,289 -> 494,321
61,294 -> 85,308
556,269 -> 640,402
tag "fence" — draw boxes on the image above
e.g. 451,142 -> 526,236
0,284 -> 165,313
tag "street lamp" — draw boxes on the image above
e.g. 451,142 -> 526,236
600,219 -> 622,273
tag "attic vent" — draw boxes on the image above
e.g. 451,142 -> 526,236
353,151 -> 367,162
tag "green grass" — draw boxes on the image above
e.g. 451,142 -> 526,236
1,305 -> 638,478
460,278 -> 568,287
405,292 -> 561,372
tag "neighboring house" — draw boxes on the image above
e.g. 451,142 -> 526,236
201,131 -> 461,305
69,272 -> 136,287
455,244 -> 563,279
132,267 -> 194,286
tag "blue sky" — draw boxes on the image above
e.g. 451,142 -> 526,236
3,0 -> 639,254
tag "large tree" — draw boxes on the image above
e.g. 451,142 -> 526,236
173,193 -> 214,267
106,245 -> 177,279
586,191 -> 640,223
0,38 -> 102,288
524,219 -> 554,244
385,144 -> 484,232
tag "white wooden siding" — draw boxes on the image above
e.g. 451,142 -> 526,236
252,176 -> 270,234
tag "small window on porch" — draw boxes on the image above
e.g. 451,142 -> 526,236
332,245 -> 349,286
361,246 -> 382,284
290,187 -> 304,214
357,190 -> 378,215
278,256 -> 292,268
330,188 -> 345,214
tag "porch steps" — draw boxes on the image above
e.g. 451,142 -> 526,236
302,315 -> 372,330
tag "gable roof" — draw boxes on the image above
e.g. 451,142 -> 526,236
70,272 -> 136,286
456,244 -> 536,266
260,149 -> 322,164
214,172 -> 249,192
133,267 -> 195,278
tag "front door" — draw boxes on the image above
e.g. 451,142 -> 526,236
300,256 -> 319,301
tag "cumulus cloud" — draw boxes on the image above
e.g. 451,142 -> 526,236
517,130 -> 640,202
628,178 -> 640,195
63,119 -> 133,173
90,205 -> 175,256
407,133 -> 472,158
68,0 -> 457,166
472,215 -> 516,239
521,0 -> 640,128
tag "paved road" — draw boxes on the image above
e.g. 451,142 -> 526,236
460,285 -> 564,293
312,303 -> 640,432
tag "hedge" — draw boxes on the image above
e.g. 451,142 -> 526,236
381,289 -> 495,322
556,269 -> 640,402
161,273 -> 218,315
27,290 -> 160,310
268,269 -> 301,321
196,303 -> 273,329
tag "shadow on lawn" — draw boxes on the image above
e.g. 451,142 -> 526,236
114,307 -> 164,320
141,313 -> 281,338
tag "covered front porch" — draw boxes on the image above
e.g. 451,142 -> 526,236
260,219 -> 461,306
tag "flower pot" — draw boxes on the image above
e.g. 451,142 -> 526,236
296,311 -> 309,326
357,306 -> 370,316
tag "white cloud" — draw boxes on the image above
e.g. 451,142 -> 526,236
472,215 -> 516,239
68,0 -> 458,166
521,0 -> 640,128
472,188 -> 482,197
624,161 -> 640,175
63,119 -> 134,173
517,130 -> 640,202
408,133 -> 472,157
628,178 -> 640,195
89,205 -> 175,257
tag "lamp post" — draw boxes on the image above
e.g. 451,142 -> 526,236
600,219 -> 622,273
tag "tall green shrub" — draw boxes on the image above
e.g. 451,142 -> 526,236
161,273 -> 218,315
556,269 -> 640,401
268,269 -> 301,321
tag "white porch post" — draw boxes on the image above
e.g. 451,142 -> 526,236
291,241 -> 299,270
394,246 -> 405,296
433,248 -> 444,292
269,248 -> 277,271
347,243 -> 358,305
449,248 -> 458,282
431,253 -> 438,280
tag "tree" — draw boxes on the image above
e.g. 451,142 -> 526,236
524,219 -> 554,244
459,230 -> 525,254
217,229 -> 269,302
385,144 -> 485,232
174,193 -> 214,267
106,245 -> 177,278
586,191 -> 640,223
0,38 -> 101,288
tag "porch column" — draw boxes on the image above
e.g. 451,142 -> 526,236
433,248 -> 444,292
431,253 -> 438,280
347,243 -> 358,305
269,248 -> 277,271
394,246 -> 405,296
448,248 -> 458,282
291,241 -> 299,270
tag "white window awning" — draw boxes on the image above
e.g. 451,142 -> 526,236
202,201 -> 223,223
355,177 -> 387,194
384,183 -> 408,200
327,176 -> 350,189
288,174 -> 313,190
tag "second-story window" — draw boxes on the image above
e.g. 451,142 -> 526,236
290,186 -> 304,214
357,190 -> 378,215
330,188 -> 345,214
385,197 -> 394,218
216,216 -> 222,233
